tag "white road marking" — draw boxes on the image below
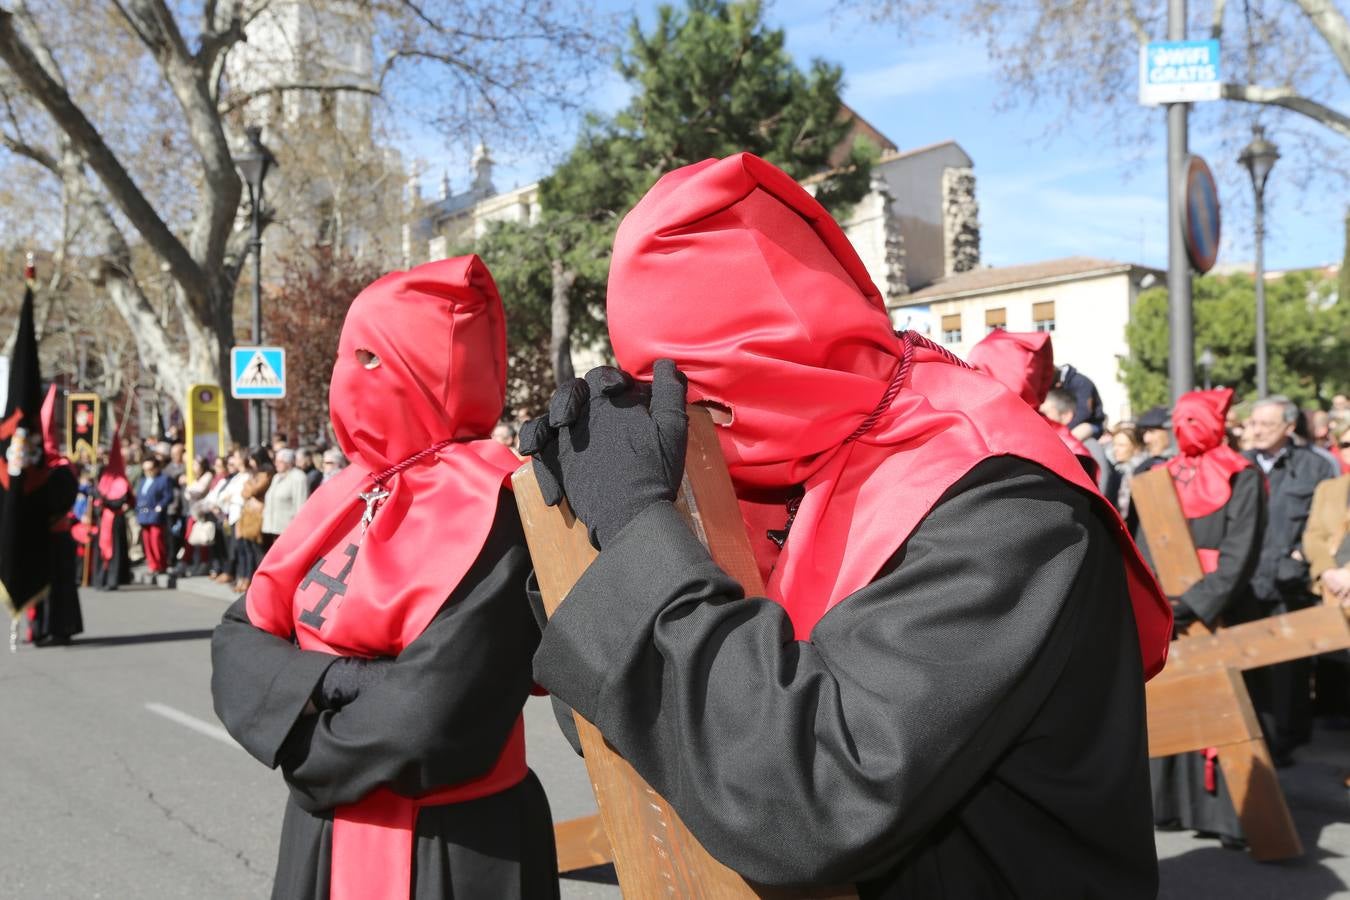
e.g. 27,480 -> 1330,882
144,702 -> 240,749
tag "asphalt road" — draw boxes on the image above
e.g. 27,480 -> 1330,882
4,581 -> 1350,899
1,582 -> 616,900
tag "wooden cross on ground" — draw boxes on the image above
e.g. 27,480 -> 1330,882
514,407 -> 856,899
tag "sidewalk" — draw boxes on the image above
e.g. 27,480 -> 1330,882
132,565 -> 240,605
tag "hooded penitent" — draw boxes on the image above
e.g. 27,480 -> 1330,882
245,256 -> 524,900
96,430 -> 130,564
606,152 -> 1170,677
0,287 -> 51,615
1167,388 -> 1255,572
968,329 -> 1095,466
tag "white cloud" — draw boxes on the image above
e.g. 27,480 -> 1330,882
843,46 -> 995,104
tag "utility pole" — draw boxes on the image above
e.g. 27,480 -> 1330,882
1166,0 -> 1193,404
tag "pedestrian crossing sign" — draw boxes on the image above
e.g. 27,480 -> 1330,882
231,346 -> 286,399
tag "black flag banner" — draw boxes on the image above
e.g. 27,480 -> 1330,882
0,287 -> 52,624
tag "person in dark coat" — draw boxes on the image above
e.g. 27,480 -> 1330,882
136,457 -> 174,574
28,385 -> 83,645
1245,395 -> 1339,761
1142,389 -> 1266,846
1055,362 -> 1106,440
211,256 -> 558,900
297,447 -> 324,495
521,154 -> 1172,898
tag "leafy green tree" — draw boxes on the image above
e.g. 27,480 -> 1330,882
1122,270 -> 1349,411
476,0 -> 876,415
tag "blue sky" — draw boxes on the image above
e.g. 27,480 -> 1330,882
408,0 -> 1346,273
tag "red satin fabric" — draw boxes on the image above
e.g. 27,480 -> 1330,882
96,432 -> 129,563
607,153 -> 1170,677
330,719 -> 527,900
967,330 -> 1055,407
40,384 -> 65,467
968,330 -> 1096,475
1166,388 -> 1253,521
245,256 -> 525,900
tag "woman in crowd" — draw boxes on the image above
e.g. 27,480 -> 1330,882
201,456 -> 233,581
232,447 -> 272,592
212,256 -> 557,899
261,448 -> 309,551
1110,425 -> 1148,518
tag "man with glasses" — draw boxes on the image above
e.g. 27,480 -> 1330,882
1244,395 -> 1338,764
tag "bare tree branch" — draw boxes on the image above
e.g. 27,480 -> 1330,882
0,8 -> 207,298
196,13 -> 244,73
0,131 -> 56,170
217,81 -> 380,116
1294,0 -> 1350,83
57,145 -> 195,406
114,0 -> 241,283
1119,0 -> 1149,44
1223,82 -> 1350,140
1210,0 -> 1228,41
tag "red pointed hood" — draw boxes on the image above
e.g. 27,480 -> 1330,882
40,384 -> 67,467
968,330 -> 1056,407
606,152 -> 1171,678
1167,388 -> 1254,519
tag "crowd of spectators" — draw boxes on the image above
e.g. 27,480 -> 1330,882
80,429 -> 348,593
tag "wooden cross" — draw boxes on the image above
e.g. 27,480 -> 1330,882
1132,465 -> 1303,861
514,406 -> 856,899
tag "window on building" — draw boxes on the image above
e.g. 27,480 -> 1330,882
1033,301 -> 1056,332
941,314 -> 962,344
984,307 -> 1006,334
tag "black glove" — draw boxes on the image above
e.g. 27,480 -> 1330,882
315,656 -> 394,710
518,360 -> 688,549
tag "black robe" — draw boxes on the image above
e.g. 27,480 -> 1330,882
1138,467 -> 1267,841
534,457 -> 1157,897
211,491 -> 559,900
29,465 -> 83,644
91,490 -> 132,591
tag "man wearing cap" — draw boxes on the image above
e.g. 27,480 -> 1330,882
524,154 -> 1170,897
1132,405 -> 1174,474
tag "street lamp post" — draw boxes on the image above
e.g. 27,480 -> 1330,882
234,126 -> 276,448
1239,125 -> 1279,400
1199,347 -> 1215,391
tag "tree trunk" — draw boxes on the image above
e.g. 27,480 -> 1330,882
550,258 -> 577,387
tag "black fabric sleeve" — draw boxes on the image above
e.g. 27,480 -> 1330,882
278,494 -> 540,814
533,457 -> 1096,886
210,597 -> 338,768
1177,467 -> 1266,626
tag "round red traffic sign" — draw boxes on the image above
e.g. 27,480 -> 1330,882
1182,155 -> 1221,274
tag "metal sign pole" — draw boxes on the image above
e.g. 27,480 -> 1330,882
1166,0 -> 1194,404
